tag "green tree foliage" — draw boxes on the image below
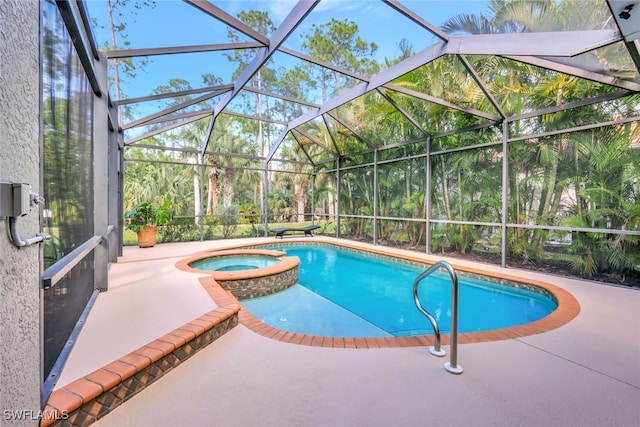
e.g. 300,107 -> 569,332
118,1 -> 639,284
302,18 -> 380,101
562,126 -> 640,278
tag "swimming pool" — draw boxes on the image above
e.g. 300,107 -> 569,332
241,244 -> 558,337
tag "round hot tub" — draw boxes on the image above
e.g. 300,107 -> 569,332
189,254 -> 279,272
177,249 -> 299,300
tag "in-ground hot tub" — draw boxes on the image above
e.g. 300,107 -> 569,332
177,249 -> 299,300
190,254 -> 280,272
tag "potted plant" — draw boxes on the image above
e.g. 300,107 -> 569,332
124,200 -> 172,247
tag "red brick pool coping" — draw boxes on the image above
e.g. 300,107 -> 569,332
175,239 -> 580,348
238,278 -> 580,347
42,278 -> 242,427
226,241 -> 581,347
42,239 -> 580,426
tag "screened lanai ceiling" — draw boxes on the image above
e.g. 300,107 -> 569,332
78,0 -> 640,168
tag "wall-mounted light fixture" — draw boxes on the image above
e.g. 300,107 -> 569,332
619,4 -> 634,19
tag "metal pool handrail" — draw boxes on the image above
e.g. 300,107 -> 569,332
412,260 -> 463,374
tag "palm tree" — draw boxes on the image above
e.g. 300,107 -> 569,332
563,125 -> 640,278
443,0 -> 639,274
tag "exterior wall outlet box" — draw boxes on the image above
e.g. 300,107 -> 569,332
13,183 -> 31,217
0,183 -> 31,218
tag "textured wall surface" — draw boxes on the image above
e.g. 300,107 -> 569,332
0,0 -> 43,424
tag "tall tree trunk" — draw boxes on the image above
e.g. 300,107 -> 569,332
193,165 -> 201,225
347,180 -> 354,214
541,139 -> 559,221
457,168 -> 465,252
106,0 -> 119,96
222,168 -> 235,208
294,178 -> 306,222
256,72 -> 265,214
405,162 -> 411,201
106,0 -> 122,119
207,166 -> 219,215
327,178 -> 335,219
541,88 -> 567,222
574,137 -> 585,219
441,160 -> 452,220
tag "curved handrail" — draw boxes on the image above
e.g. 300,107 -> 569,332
412,260 -> 463,374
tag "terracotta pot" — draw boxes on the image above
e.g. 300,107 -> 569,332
136,226 -> 158,248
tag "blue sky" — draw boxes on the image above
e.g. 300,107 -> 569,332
85,0 -> 489,103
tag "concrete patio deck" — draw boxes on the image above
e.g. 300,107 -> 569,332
56,237 -> 640,427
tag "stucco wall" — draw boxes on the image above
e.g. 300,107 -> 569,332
0,0 -> 43,424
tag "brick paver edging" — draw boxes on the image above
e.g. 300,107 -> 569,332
41,280 -> 241,427
177,239 -> 580,348
228,240 -> 581,348
238,278 -> 580,348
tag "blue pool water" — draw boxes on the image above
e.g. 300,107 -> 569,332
240,245 -> 558,337
190,255 -> 278,272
